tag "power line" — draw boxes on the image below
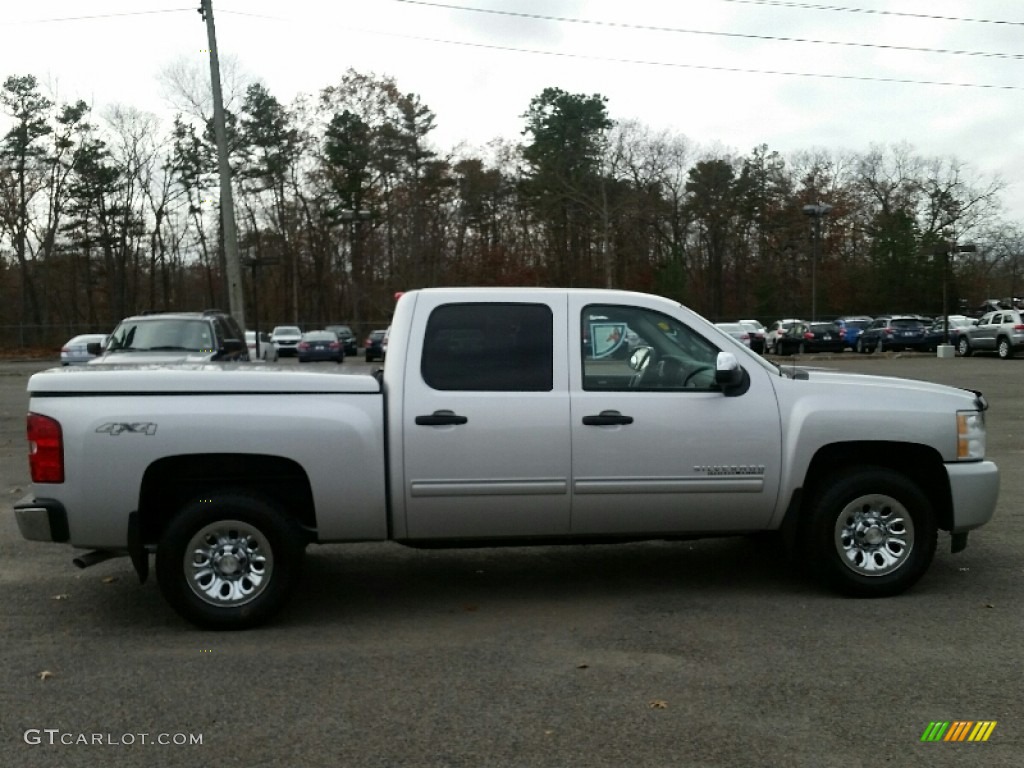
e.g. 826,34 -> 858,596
365,29 -> 1024,91
393,0 -> 1024,61
1,8 -> 193,24
716,0 -> 1024,28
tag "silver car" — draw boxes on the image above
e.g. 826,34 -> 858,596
959,310 -> 1024,359
60,334 -> 108,365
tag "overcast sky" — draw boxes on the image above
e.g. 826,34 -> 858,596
4,0 -> 1024,219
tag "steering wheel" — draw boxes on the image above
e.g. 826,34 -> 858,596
681,364 -> 715,388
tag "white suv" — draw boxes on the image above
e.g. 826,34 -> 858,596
270,326 -> 302,357
764,319 -> 806,355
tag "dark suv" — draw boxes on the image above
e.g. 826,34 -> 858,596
325,324 -> 358,356
88,310 -> 249,364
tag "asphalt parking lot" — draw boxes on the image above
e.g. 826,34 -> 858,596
1,352 -> 1021,767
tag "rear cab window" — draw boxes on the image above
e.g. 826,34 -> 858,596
421,303 -> 553,391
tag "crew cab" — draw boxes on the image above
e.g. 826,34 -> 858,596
14,288 -> 1000,629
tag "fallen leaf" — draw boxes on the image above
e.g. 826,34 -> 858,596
102,576 -> 118,584
51,594 -> 69,601
576,664 -> 589,669
38,670 -> 54,681
648,700 -> 669,709
985,603 -> 995,609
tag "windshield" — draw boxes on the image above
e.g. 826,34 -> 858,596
106,319 -> 213,352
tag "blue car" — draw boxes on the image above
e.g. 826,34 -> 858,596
857,316 -> 930,353
297,330 -> 344,363
833,316 -> 873,350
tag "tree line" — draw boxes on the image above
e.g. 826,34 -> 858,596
1,68 -> 1022,347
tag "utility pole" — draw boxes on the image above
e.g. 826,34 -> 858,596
199,0 -> 245,330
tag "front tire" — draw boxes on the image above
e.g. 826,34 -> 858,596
156,491 -> 305,630
805,468 -> 937,597
998,337 -> 1013,359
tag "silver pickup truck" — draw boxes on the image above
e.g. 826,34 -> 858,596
15,288 -> 1000,629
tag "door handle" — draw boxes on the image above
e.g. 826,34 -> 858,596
415,409 -> 469,426
582,410 -> 634,426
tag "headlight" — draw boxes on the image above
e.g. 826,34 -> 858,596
957,410 -> 986,460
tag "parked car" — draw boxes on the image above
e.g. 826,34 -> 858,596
775,322 -> 845,355
958,309 -> 1024,359
714,322 -> 751,347
833,316 -> 873,350
738,320 -> 766,353
60,333 -> 108,365
297,330 -> 344,363
245,330 -> 278,362
923,315 -> 973,352
764,319 -> 805,354
364,329 -> 387,362
325,324 -> 358,356
89,310 -> 248,364
856,316 -> 930,353
270,325 -> 302,357
381,326 -> 390,360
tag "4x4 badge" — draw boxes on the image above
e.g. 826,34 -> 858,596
96,422 -> 158,436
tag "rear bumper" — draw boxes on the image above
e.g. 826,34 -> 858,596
946,461 -> 1000,532
13,495 -> 69,542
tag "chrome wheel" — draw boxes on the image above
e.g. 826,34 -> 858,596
834,494 -> 914,577
184,520 -> 273,607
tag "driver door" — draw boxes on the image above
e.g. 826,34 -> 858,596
568,297 -> 782,535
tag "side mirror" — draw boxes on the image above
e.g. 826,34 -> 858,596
629,346 -> 653,371
86,342 -> 103,356
715,351 -> 749,395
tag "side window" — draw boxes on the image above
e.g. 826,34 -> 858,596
581,304 -> 719,391
421,303 -> 553,391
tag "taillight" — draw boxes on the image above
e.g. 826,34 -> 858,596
1014,324 -> 1024,332
804,332 -> 814,340
329,342 -> 340,349
884,327 -> 894,337
298,342 -> 310,350
28,413 -> 64,483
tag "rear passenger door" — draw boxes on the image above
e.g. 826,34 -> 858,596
399,294 -> 572,540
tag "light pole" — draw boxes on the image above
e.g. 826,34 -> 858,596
339,209 -> 372,322
802,203 -> 832,321
243,254 -> 279,357
933,240 -> 976,347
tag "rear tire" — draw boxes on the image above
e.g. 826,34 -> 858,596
156,490 -> 305,630
958,337 -> 972,357
805,468 -> 937,597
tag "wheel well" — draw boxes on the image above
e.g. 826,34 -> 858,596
799,442 -> 953,531
138,454 -> 316,545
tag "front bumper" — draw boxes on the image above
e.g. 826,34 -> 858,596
946,461 -> 1000,532
13,495 -> 69,542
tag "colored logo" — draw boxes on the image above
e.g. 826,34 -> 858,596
920,721 -> 997,742
590,323 -> 627,359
